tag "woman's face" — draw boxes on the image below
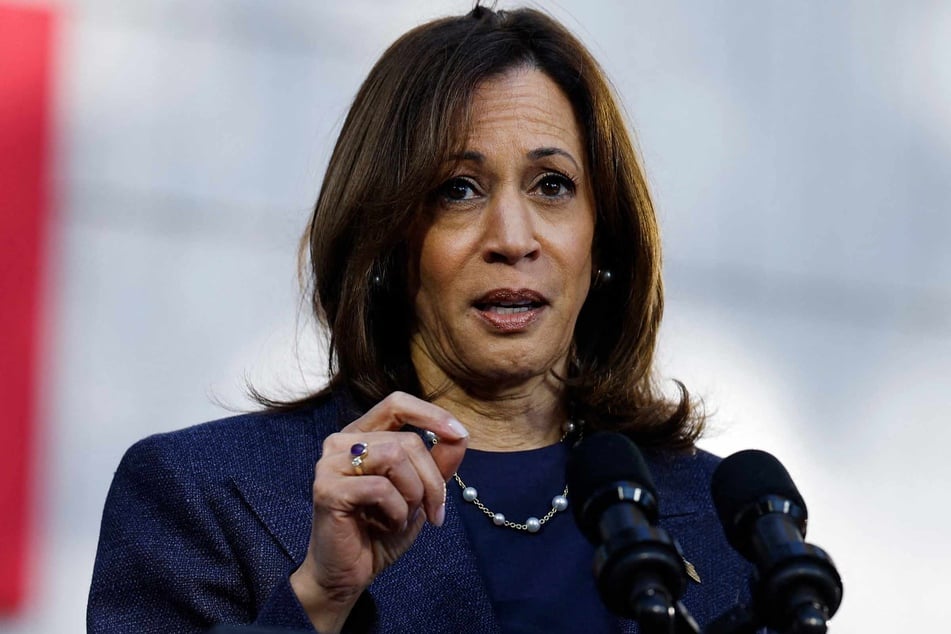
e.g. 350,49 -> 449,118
410,67 -> 596,390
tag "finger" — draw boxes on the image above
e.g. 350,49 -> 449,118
314,472 -> 413,533
343,392 -> 469,442
395,432 -> 453,525
354,437 -> 427,518
340,392 -> 469,486
326,432 -> 447,526
334,426 -> 464,500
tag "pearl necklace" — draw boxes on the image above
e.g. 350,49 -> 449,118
453,420 -> 583,534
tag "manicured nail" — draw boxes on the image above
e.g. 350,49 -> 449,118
433,503 -> 446,527
447,418 -> 469,438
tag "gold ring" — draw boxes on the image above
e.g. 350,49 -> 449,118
350,442 -> 369,475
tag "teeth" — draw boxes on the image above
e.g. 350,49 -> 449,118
488,305 -> 531,314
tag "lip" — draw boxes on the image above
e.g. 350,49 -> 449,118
472,288 -> 548,332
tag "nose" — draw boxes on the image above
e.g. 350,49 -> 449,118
481,189 -> 541,265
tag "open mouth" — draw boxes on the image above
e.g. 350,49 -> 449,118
472,289 -> 548,330
475,300 -> 544,315
474,288 -> 547,310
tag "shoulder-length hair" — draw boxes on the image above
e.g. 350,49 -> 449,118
261,6 -> 703,449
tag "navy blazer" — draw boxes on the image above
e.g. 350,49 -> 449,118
88,393 -> 751,632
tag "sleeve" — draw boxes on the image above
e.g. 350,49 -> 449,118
87,434 -> 315,632
87,431 -> 380,633
254,574 -> 317,628
256,580 -> 377,634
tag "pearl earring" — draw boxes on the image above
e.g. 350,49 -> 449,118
594,268 -> 613,288
370,263 -> 386,289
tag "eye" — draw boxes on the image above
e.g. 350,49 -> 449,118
438,177 -> 480,202
534,173 -> 576,198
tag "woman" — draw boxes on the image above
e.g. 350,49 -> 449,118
89,6 -> 750,633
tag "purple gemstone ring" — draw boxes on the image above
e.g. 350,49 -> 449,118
350,442 -> 369,475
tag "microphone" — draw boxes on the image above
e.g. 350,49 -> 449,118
567,432 -> 695,631
711,450 -> 843,633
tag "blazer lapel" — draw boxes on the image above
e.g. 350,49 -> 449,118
230,474 -> 312,563
226,398 -> 342,565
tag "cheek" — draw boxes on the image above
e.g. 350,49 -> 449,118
417,230 -> 455,294
412,227 -> 469,327
564,221 -> 596,286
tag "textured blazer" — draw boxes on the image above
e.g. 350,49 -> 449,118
88,392 -> 752,633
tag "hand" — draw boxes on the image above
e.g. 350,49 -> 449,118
290,392 -> 468,632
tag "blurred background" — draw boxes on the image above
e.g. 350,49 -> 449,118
2,0 -> 949,631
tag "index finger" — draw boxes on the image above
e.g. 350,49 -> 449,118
342,392 -> 469,480
343,391 -> 469,441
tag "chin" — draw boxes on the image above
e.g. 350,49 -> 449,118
460,352 -> 564,389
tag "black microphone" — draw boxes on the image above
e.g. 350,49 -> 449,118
711,450 -> 843,634
568,432 -> 695,632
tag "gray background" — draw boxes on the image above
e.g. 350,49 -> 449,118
6,0 -> 951,631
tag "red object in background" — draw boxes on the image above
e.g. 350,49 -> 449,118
0,3 -> 56,614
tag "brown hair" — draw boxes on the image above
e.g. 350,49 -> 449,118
260,6 -> 704,449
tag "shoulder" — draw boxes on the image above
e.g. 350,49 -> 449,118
90,393 -> 353,629
643,446 -> 722,516
122,393 -> 345,468
112,393 -> 352,502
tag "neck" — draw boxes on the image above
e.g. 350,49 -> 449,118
410,340 -> 571,451
434,386 -> 566,451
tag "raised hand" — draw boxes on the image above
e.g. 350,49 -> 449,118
290,392 -> 468,632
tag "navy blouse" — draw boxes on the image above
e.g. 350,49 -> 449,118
450,442 -> 619,633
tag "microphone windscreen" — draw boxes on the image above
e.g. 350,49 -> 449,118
567,432 -> 656,537
710,450 -> 807,549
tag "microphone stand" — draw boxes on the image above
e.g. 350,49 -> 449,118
703,597 -> 829,634
671,601 -> 702,634
705,536 -> 840,634
624,587 -> 700,634
594,525 -> 701,634
674,601 -> 703,634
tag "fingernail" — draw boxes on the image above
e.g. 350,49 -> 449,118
433,503 -> 446,527
447,418 -> 469,438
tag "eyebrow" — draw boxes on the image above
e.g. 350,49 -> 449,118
446,147 -> 581,170
448,151 -> 486,163
527,147 -> 580,170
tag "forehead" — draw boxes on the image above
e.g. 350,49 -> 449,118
464,67 -> 584,155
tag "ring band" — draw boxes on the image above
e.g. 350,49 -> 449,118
350,442 -> 369,475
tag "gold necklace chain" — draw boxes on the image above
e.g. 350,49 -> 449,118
452,421 -> 583,534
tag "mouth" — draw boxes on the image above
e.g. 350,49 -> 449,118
473,288 -> 547,311
472,288 -> 548,331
